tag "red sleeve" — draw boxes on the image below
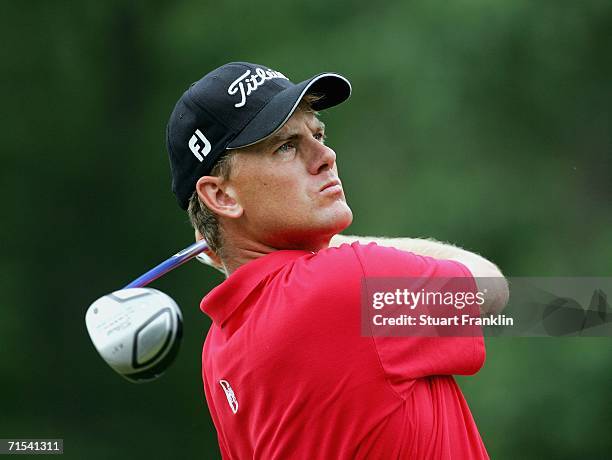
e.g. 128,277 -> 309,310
352,242 -> 486,395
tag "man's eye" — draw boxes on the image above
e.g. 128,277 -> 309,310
314,132 -> 326,143
276,142 -> 295,154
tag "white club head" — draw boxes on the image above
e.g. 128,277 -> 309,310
85,288 -> 183,383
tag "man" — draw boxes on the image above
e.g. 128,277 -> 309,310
166,62 -> 508,459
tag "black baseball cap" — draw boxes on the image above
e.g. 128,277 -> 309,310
166,62 -> 352,210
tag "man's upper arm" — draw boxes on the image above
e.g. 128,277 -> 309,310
332,234 -> 509,314
351,242 -> 486,395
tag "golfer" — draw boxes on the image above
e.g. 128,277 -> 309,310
166,61 -> 508,459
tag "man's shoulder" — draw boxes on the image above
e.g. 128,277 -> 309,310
305,241 -> 412,276
311,241 -> 382,264
315,241 -> 471,279
297,242 -> 363,274
317,241 -> 411,262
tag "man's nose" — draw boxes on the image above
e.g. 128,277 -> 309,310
307,140 -> 336,175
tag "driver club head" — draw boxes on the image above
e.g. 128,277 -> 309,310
85,288 -> 183,383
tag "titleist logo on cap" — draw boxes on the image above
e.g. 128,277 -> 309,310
228,68 -> 289,108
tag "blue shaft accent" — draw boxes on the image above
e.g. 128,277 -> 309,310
123,240 -> 209,289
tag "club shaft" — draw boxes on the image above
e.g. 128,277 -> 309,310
123,240 -> 209,288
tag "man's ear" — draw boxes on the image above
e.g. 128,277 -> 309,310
195,176 -> 243,219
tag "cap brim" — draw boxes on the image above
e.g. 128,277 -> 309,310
227,73 -> 351,149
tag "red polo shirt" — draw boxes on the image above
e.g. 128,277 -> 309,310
200,242 -> 488,459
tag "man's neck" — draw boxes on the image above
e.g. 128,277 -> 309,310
220,233 -> 333,276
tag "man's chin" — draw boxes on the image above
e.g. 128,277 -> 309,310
321,204 -> 353,240
335,205 -> 353,233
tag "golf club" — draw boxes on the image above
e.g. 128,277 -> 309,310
86,240 -> 209,382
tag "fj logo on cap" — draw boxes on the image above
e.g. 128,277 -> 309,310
219,379 -> 239,414
228,68 -> 289,108
188,129 -> 211,162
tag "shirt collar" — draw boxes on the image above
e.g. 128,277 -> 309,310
200,250 -> 312,326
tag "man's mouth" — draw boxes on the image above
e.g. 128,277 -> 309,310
319,179 -> 343,195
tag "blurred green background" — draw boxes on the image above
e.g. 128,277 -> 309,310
2,1 -> 611,458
